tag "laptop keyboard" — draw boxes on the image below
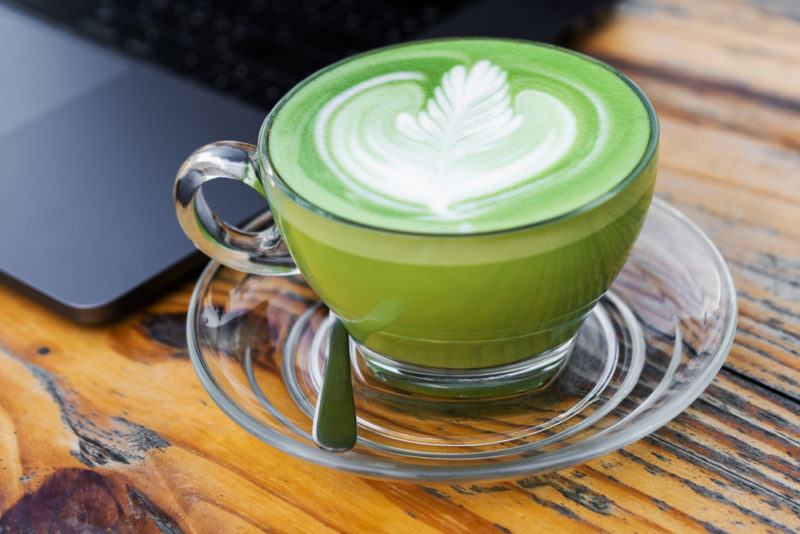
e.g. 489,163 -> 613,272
9,0 -> 468,109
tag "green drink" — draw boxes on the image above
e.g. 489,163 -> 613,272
175,38 -> 658,395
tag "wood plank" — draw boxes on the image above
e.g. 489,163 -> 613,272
583,0 -> 800,101
578,0 -> 800,400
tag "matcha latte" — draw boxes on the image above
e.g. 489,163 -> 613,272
175,38 -> 658,393
268,39 -> 651,233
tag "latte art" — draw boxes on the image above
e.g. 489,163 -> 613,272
268,39 -> 651,233
315,60 -> 578,216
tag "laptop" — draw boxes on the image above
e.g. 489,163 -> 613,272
0,0 -> 612,323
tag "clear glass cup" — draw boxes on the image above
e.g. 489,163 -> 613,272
173,41 -> 659,398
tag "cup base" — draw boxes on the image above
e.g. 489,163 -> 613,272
352,336 -> 576,399
283,294 -> 628,448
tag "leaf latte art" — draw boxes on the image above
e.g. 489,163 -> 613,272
315,60 -> 577,216
268,40 -> 652,233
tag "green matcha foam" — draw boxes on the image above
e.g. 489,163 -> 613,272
267,39 -> 652,234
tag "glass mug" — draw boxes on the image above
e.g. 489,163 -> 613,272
174,46 -> 659,398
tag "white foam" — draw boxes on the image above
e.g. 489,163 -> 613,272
314,60 -> 594,217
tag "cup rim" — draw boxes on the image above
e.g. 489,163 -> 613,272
258,37 -> 660,238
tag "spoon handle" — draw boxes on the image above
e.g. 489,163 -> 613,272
312,317 -> 357,451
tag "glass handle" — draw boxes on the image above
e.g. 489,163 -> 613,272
173,141 -> 298,276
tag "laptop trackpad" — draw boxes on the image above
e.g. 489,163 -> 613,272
0,4 -> 129,139
0,4 -> 265,312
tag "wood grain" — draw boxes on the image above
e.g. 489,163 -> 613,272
1,0 -> 798,532
583,0 -> 800,402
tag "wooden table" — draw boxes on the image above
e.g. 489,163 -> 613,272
1,0 -> 798,532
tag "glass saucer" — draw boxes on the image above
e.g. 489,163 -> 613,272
187,198 -> 737,481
